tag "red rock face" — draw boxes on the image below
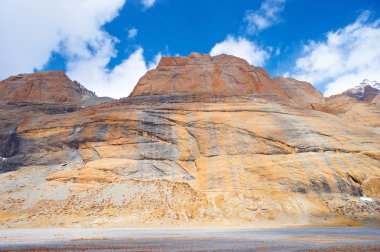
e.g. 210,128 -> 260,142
0,71 -> 95,103
130,53 -> 286,98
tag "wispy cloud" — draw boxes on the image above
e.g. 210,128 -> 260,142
210,35 -> 270,66
141,0 -> 156,9
291,11 -> 380,96
245,0 -> 286,34
209,0 -> 286,66
127,27 -> 138,40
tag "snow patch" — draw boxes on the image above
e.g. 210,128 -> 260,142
360,196 -> 373,202
0,157 -> 7,162
359,79 -> 380,90
344,79 -> 380,100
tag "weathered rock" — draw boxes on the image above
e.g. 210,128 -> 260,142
0,54 -> 379,228
362,177 -> 380,198
273,76 -> 324,106
0,72 -> 113,160
311,91 -> 380,133
131,53 -> 287,100
0,71 -> 95,103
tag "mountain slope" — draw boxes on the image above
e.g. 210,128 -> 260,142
0,54 -> 379,228
311,80 -> 380,133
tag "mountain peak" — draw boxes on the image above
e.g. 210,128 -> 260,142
0,71 -> 96,103
130,53 -> 285,98
344,79 -> 380,101
359,79 -> 380,88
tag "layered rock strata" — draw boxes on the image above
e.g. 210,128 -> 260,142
0,54 -> 379,228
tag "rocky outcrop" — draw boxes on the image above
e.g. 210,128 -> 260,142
0,54 -> 379,229
0,71 -> 112,166
0,71 -> 96,103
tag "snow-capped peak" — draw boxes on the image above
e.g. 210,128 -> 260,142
357,79 -> 380,90
344,79 -> 380,101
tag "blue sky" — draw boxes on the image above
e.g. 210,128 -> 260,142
1,0 -> 380,98
105,0 -> 379,74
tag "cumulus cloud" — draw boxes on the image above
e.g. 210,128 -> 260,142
291,11 -> 380,96
67,48 -> 161,98
141,0 -> 156,9
127,27 -> 138,40
0,0 -> 125,78
210,35 -> 270,66
0,0 -> 161,98
245,0 -> 286,34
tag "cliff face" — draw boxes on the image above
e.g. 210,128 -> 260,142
0,54 -> 379,228
131,53 -> 280,97
131,53 -> 323,107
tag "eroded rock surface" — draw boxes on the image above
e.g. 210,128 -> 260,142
311,88 -> 380,133
0,54 -> 379,228
0,71 -> 95,103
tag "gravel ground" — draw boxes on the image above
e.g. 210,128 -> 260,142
0,227 -> 379,251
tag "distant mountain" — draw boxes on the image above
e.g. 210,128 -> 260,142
343,79 -> 380,102
310,79 -> 380,131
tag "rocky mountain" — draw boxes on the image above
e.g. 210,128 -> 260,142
131,53 -> 323,107
0,54 -> 379,229
311,80 -> 380,133
343,79 -> 380,102
0,71 -> 96,103
0,71 -> 112,171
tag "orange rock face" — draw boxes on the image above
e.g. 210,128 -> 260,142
131,53 -> 324,108
0,54 -> 379,229
131,53 -> 286,99
0,71 -> 95,103
272,76 -> 324,106
311,90 -> 380,132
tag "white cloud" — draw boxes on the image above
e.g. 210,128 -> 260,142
245,0 -> 286,34
127,27 -> 138,40
210,35 -> 269,66
0,0 -> 125,78
148,52 -> 162,69
141,0 -> 156,9
67,48 -> 161,98
0,0 -> 161,98
291,11 -> 380,96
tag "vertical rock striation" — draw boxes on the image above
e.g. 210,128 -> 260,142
0,54 -> 379,228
